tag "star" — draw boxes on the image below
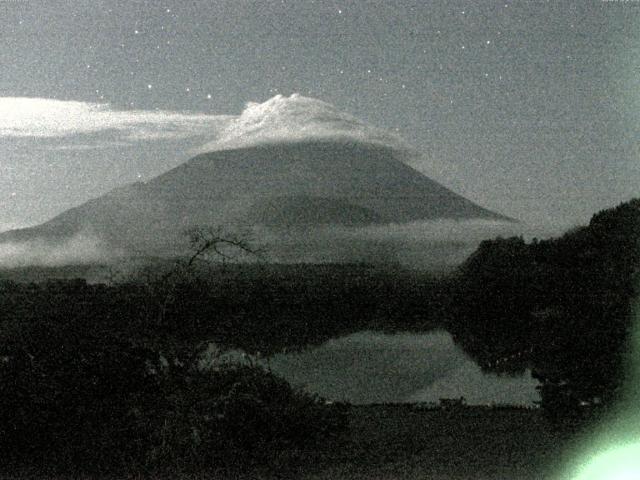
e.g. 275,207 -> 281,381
147,84 -> 153,89
207,94 -> 212,99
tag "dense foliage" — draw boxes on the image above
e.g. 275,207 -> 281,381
0,261 -> 440,476
123,262 -> 441,353
0,272 -> 353,476
448,199 -> 640,417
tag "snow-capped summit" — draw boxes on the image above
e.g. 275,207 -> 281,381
0,96 -> 510,262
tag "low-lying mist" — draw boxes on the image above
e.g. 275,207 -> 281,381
0,230 -> 114,268
0,217 -> 565,271
252,218 -> 563,270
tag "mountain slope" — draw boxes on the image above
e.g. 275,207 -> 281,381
0,140 -> 510,256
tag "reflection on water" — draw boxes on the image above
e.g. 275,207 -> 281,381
262,331 -> 541,405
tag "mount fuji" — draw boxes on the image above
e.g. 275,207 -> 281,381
0,95 -> 512,263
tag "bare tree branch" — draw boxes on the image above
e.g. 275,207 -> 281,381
184,225 -> 262,267
143,225 -> 262,331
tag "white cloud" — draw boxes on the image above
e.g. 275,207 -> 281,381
0,94 -> 407,151
43,141 -> 134,151
0,94 -> 411,155
0,97 -> 230,140
195,93 -> 409,153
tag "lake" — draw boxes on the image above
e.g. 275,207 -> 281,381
214,330 -> 541,405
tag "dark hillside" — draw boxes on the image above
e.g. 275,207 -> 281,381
448,199 -> 640,415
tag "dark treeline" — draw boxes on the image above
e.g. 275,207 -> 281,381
1,263 -> 442,353
447,198 -> 640,418
0,262 -> 441,476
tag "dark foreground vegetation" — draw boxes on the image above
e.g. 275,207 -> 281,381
447,199 -> 640,418
0,198 -> 637,477
0,404 -> 583,480
0,262 -> 442,354
0,262 -> 439,476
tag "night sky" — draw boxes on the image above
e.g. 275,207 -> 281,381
1,0 -> 638,231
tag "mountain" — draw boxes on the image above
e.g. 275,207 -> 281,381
0,139 -> 510,258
